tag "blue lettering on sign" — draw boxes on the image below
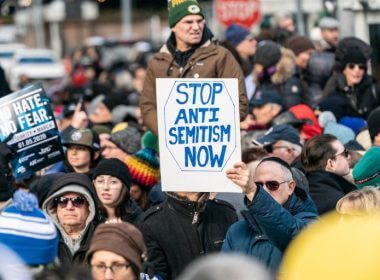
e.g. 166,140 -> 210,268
167,81 -> 235,170
184,145 -> 227,168
175,82 -> 224,105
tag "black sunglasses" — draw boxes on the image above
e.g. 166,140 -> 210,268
254,180 -> 289,191
54,196 -> 87,208
332,149 -> 349,159
347,63 -> 366,71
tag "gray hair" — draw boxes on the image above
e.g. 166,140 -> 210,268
178,253 -> 272,280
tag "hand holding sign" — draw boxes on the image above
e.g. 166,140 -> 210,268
71,101 -> 88,129
226,162 -> 256,201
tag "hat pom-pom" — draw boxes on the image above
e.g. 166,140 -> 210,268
13,190 -> 38,211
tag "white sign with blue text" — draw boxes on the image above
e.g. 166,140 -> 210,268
157,78 -> 241,192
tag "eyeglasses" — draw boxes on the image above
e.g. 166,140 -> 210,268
54,196 -> 87,208
347,63 -> 366,71
93,177 -> 122,188
91,263 -> 130,275
254,180 -> 289,191
332,149 -> 349,159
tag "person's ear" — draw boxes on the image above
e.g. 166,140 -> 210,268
288,180 -> 296,196
326,158 -> 335,172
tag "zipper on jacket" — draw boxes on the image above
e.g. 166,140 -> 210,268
192,211 -> 199,224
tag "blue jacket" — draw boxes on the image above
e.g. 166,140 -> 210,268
221,186 -> 318,272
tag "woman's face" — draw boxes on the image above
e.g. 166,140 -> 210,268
94,175 -> 124,207
129,184 -> 142,201
343,63 -> 365,86
91,250 -> 137,280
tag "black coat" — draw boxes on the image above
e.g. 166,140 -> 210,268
58,222 -> 96,265
140,195 -> 237,280
306,170 -> 357,215
323,72 -> 380,119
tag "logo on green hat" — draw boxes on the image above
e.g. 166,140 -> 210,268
188,4 -> 200,14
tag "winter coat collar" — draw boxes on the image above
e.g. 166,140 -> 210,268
241,187 -> 316,232
306,170 -> 357,193
166,192 -> 209,223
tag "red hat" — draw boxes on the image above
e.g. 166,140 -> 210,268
289,104 -> 322,140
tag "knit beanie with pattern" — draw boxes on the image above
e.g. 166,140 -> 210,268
125,148 -> 159,189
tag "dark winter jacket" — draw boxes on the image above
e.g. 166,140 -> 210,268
140,193 -> 237,280
306,170 -> 357,215
42,173 -> 99,265
222,186 -> 318,272
251,48 -> 305,109
322,72 -> 380,119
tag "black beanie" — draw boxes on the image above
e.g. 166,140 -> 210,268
341,47 -> 367,68
92,158 -> 132,189
254,40 -> 282,68
102,94 -> 126,112
368,106 -> 380,142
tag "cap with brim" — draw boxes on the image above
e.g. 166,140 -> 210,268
250,89 -> 283,108
62,128 -> 100,151
252,124 -> 302,147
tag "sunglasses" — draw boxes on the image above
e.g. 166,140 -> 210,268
347,63 -> 366,71
54,196 -> 87,208
254,180 -> 289,191
332,148 -> 349,159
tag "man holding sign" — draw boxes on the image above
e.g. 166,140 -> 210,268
140,0 -> 248,136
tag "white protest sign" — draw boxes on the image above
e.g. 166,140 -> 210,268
157,78 -> 241,192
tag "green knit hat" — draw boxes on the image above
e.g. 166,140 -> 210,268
168,0 -> 204,28
353,147 -> 380,188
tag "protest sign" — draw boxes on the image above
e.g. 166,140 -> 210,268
0,83 -> 64,180
157,78 -> 241,192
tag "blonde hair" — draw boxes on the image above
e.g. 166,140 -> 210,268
336,187 -> 380,214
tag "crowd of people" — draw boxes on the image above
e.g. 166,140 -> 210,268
1,0 -> 380,279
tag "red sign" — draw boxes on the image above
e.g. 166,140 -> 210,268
215,0 -> 261,28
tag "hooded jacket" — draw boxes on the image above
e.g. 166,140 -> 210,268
306,170 -> 357,215
140,193 -> 237,280
140,29 -> 248,136
42,173 -> 98,265
222,186 -> 318,272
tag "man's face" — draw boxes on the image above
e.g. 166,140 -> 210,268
172,14 -> 205,52
267,140 -> 295,164
321,28 -> 339,46
56,192 -> 89,232
254,161 -> 295,205
327,140 -> 350,176
252,103 -> 278,125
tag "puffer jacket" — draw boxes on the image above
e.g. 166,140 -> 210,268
322,71 -> 380,119
42,173 -> 99,265
140,38 -> 248,136
222,186 -> 318,272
